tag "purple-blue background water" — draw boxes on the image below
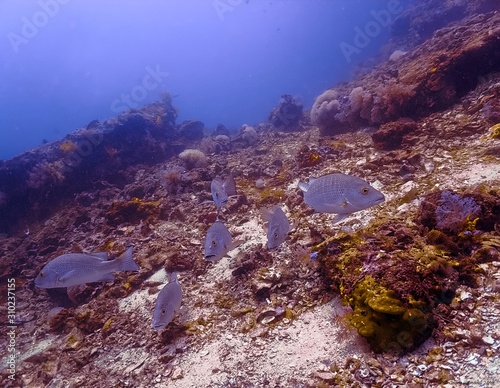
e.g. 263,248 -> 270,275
0,0 -> 411,160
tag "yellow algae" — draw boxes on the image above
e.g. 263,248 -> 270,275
59,140 -> 77,152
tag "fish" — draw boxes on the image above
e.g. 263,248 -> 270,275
152,272 -> 182,331
204,220 -> 241,262
298,173 -> 385,223
34,247 -> 139,288
211,175 -> 237,210
261,205 -> 292,249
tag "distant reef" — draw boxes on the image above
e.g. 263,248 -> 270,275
0,98 -> 187,234
311,11 -> 500,135
1,7 -> 499,235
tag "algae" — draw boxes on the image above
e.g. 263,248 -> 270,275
347,276 -> 430,352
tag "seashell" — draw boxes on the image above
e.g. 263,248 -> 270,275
257,310 -> 277,325
257,306 -> 286,325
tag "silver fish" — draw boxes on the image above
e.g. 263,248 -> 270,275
152,272 -> 182,331
34,247 -> 139,288
204,220 -> 240,262
262,205 -> 291,249
298,173 -> 385,223
211,175 -> 237,209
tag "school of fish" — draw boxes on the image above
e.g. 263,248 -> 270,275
34,172 -> 384,330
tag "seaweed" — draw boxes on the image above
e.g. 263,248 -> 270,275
347,276 -> 432,353
316,219 -> 469,354
105,197 -> 161,226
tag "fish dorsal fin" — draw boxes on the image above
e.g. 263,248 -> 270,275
91,252 -> 109,260
259,207 -> 273,223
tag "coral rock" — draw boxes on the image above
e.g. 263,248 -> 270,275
371,118 -> 418,150
312,12 -> 500,135
178,149 -> 208,170
178,119 -> 204,140
268,94 -> 303,130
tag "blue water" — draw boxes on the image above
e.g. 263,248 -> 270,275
0,0 -> 411,160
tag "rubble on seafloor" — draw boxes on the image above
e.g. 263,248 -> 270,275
1,7 -> 500,388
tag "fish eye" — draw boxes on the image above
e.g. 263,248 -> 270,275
361,187 -> 369,195
274,232 -> 279,239
39,271 -> 45,277
211,240 -> 217,246
161,309 -> 166,314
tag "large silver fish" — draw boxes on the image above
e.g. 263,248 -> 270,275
204,220 -> 241,262
262,205 -> 291,249
211,175 -> 237,210
34,247 -> 139,288
298,173 -> 385,223
152,272 -> 182,331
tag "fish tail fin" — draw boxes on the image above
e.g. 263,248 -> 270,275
116,247 -> 140,271
298,181 -> 309,192
169,272 -> 179,283
223,174 -> 237,196
216,206 -> 224,220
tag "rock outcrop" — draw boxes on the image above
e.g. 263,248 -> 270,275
311,12 -> 500,135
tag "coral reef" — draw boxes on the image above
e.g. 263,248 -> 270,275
296,145 -> 323,168
105,197 -> 161,226
417,188 -> 500,235
232,124 -> 259,147
316,185 -> 499,355
315,228 -> 435,354
178,149 -> 208,170
391,0 -> 498,47
0,97 -> 185,234
268,94 -> 304,131
434,191 -> 481,233
26,160 -> 66,189
177,120 -> 204,140
371,118 -> 418,150
1,4 -> 500,387
309,89 -> 341,130
311,12 -> 500,135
